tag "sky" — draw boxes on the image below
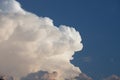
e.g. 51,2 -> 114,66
0,0 -> 120,80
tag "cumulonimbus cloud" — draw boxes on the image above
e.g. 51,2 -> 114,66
0,0 -> 83,80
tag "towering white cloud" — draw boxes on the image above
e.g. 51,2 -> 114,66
0,0 -> 83,80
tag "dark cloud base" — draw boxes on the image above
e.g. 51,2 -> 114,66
0,71 -> 120,80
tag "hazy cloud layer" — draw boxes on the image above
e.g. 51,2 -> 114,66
21,71 -> 93,80
21,71 -> 58,80
1,72 -> 120,80
103,75 -> 120,80
0,0 -> 83,80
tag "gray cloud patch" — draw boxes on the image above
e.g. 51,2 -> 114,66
21,71 -> 58,80
21,71 -> 93,80
103,75 -> 120,80
75,73 -> 93,80
1,72 -> 120,80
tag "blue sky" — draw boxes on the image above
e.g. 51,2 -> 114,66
17,0 -> 120,80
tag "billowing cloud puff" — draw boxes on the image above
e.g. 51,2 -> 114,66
0,0 -> 24,13
0,0 -> 83,80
